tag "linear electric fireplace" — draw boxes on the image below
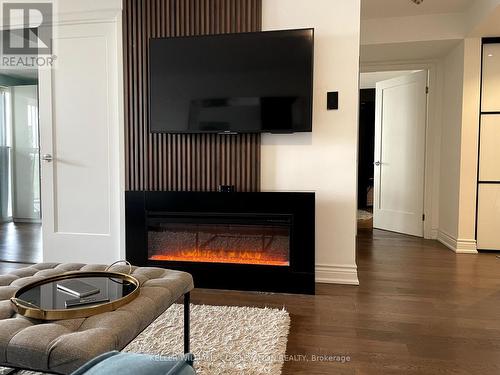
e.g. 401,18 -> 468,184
126,191 -> 315,294
148,213 -> 291,266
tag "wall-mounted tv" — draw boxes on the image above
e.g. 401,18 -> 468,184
149,28 -> 314,134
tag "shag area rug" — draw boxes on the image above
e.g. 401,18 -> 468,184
125,304 -> 291,374
8,304 -> 291,375
357,209 -> 373,221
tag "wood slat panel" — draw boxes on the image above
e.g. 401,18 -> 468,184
123,0 -> 262,192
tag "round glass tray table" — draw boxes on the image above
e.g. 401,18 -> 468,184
11,271 -> 140,320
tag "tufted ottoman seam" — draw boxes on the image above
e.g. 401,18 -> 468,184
67,318 -> 87,335
3,324 -> 30,362
5,320 -> 34,344
45,330 -> 120,372
119,294 -> 157,324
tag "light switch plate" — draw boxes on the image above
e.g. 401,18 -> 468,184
327,91 -> 338,110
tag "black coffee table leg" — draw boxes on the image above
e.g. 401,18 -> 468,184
184,292 -> 190,354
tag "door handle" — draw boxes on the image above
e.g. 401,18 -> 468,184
374,161 -> 381,166
41,154 -> 53,162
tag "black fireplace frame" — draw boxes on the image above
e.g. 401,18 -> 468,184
126,191 -> 315,294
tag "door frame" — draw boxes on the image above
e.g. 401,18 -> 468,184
360,61 -> 440,239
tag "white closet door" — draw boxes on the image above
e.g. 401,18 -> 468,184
477,43 -> 500,250
481,44 -> 500,112
479,115 -> 500,181
477,185 -> 500,250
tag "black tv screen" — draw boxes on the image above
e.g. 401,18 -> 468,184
149,28 -> 314,134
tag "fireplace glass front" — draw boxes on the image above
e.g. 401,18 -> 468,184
147,214 -> 291,266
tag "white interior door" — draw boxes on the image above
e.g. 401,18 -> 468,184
39,21 -> 123,264
373,71 -> 427,237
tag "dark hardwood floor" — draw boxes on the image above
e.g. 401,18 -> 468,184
191,229 -> 500,375
0,222 -> 42,264
1,229 -> 499,374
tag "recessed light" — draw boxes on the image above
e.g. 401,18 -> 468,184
488,54 -> 493,57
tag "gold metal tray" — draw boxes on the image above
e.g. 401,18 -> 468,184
11,271 -> 140,320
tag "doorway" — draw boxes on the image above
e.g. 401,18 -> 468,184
358,70 -> 428,237
358,88 -> 375,229
0,70 -> 42,263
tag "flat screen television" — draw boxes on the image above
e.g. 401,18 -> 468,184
149,28 -> 314,134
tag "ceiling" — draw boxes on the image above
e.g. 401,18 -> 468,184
361,0 -> 475,19
470,5 -> 500,36
360,39 -> 462,64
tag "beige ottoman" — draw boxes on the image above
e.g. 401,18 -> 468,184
0,263 -> 194,374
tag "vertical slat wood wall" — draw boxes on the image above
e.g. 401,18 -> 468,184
123,0 -> 262,191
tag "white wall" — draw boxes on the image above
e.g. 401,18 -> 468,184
261,0 -> 361,284
437,38 -> 481,253
438,42 -> 464,245
457,38 -> 481,251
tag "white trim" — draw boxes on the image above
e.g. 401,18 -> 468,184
456,239 -> 478,254
1,16 -> 120,30
361,59 -> 440,70
115,13 -> 126,260
437,230 -> 456,250
437,230 -> 478,253
0,3 -> 122,30
316,264 -> 359,285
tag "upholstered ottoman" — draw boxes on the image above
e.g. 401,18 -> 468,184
0,263 -> 194,374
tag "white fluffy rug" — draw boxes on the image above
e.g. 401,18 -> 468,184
125,304 -> 291,374
8,304 -> 291,375
357,209 -> 373,221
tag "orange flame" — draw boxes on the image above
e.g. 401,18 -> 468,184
149,248 -> 289,266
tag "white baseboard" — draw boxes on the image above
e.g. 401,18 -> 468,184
437,230 -> 456,250
437,230 -> 477,254
455,239 -> 478,253
316,264 -> 359,285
